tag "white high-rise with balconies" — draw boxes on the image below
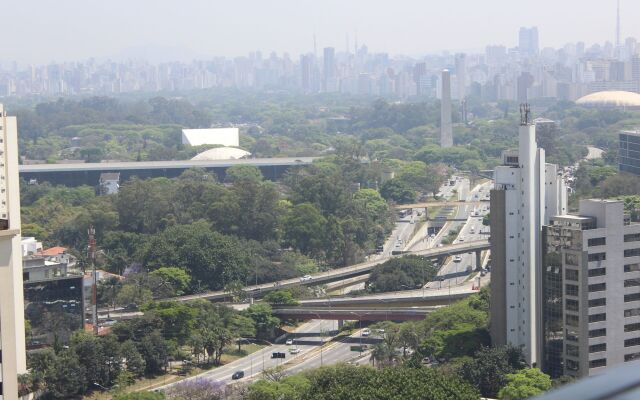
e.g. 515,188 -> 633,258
0,104 -> 27,400
490,107 -> 567,366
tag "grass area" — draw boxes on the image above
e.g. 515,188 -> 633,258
82,343 -> 266,399
440,226 -> 461,245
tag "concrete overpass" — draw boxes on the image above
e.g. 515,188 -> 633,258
19,157 -> 317,186
170,240 -> 489,303
271,307 -> 442,321
394,200 -> 489,209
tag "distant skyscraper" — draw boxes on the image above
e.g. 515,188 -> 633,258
519,27 -> 540,58
490,109 -> 567,366
0,104 -> 28,400
455,53 -> 467,100
440,70 -> 453,148
323,47 -> 337,92
300,54 -> 312,93
486,45 -> 507,67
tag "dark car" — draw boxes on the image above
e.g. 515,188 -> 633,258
232,370 -> 245,380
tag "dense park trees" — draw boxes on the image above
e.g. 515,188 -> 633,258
246,364 -> 480,400
21,159 -> 394,291
367,256 -> 439,293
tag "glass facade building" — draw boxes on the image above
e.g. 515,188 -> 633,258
619,131 -> 640,175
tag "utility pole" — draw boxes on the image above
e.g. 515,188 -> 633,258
88,225 -> 98,335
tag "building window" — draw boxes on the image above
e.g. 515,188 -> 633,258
625,323 -> 640,332
626,293 -> 640,302
590,343 -> 607,353
588,253 -> 606,262
566,284 -> 579,296
589,328 -> 606,338
625,278 -> 640,287
625,263 -> 640,272
566,344 -> 579,357
589,359 -> 607,368
625,337 -> 640,347
566,359 -> 579,371
588,237 -> 606,246
566,314 -> 579,327
589,298 -> 606,307
566,269 -> 579,281
566,330 -> 579,342
625,352 -> 640,362
625,233 -> 640,242
625,248 -> 640,258
625,308 -> 640,317
589,313 -> 607,323
588,268 -> 606,277
566,299 -> 579,311
588,283 -> 606,292
565,253 -> 579,266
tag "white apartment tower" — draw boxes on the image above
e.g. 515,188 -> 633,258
490,106 -> 567,366
0,104 -> 27,400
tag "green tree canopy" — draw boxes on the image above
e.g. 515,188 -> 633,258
498,368 -> 552,400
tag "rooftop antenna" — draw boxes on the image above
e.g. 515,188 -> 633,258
520,104 -> 531,126
313,33 -> 317,59
88,225 -> 98,335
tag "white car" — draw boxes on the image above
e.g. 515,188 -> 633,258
361,328 -> 371,337
286,339 -> 293,345
289,347 -> 300,354
453,255 -> 462,263
300,275 -> 313,282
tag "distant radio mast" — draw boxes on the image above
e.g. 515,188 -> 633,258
616,0 -> 621,47
88,225 -> 98,335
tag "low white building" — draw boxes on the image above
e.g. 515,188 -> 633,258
182,128 -> 239,147
21,237 -> 42,257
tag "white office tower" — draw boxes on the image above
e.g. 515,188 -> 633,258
490,107 -> 567,366
0,104 -> 27,400
440,70 -> 453,148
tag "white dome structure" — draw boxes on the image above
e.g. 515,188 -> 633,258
191,147 -> 251,161
576,91 -> 640,108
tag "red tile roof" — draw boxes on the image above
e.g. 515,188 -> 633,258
39,246 -> 67,256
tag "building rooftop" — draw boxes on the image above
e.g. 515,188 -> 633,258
191,147 -> 251,161
182,128 -> 239,147
39,246 -> 67,256
576,91 -> 640,108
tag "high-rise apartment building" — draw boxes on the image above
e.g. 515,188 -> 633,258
322,47 -> 337,92
0,104 -> 27,400
440,70 -> 453,148
490,110 -> 567,366
542,199 -> 640,378
519,27 -> 540,58
300,54 -> 312,93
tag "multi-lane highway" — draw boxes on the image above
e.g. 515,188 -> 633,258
425,180 -> 492,289
154,319 -> 335,390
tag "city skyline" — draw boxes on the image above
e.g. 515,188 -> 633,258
2,0 -> 638,64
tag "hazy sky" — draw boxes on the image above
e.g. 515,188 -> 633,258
1,0 -> 637,64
